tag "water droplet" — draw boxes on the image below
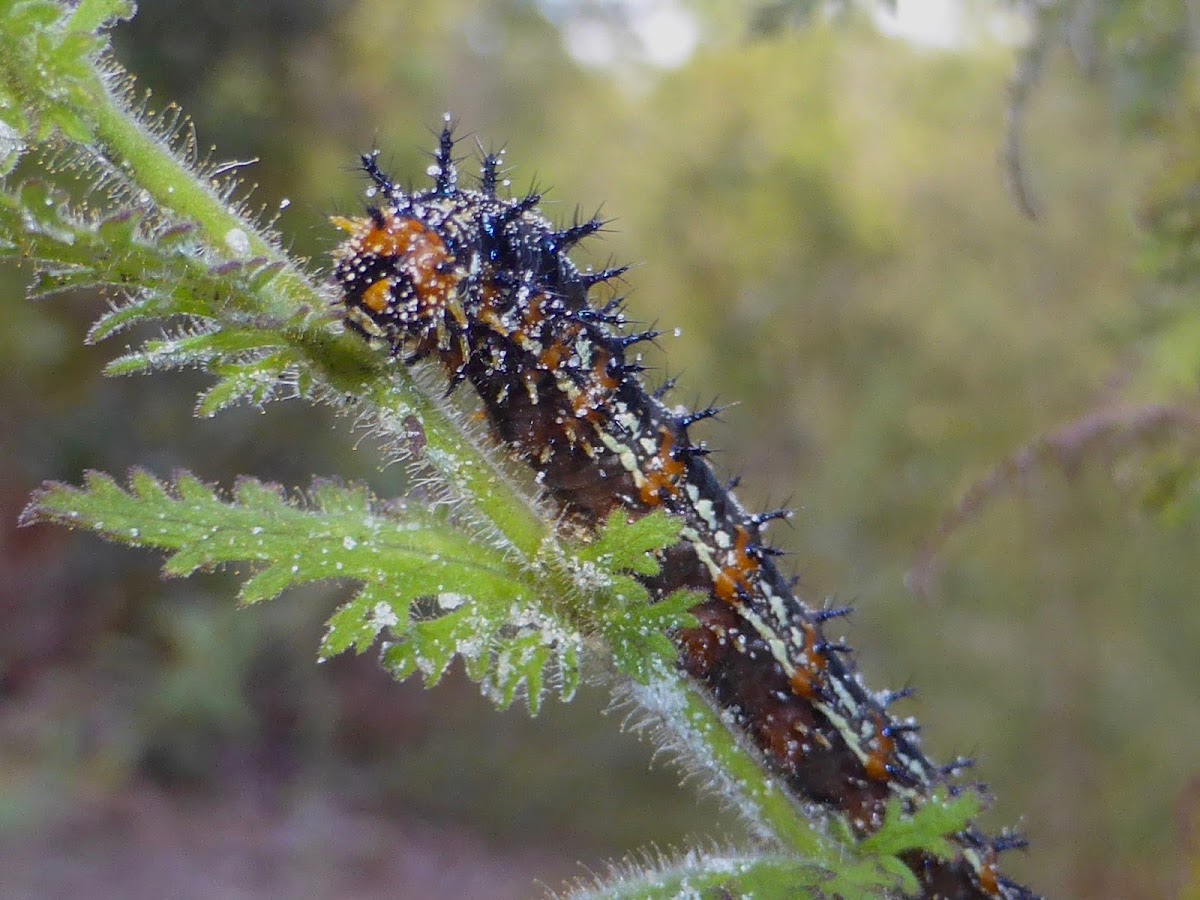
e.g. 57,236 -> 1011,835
224,227 -> 250,257
437,593 -> 466,610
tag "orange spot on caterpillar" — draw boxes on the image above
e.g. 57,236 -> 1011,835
733,526 -> 760,574
639,429 -> 686,506
523,293 -> 546,328
713,569 -> 739,605
759,703 -> 810,768
864,713 -> 896,783
678,604 -> 736,677
977,852 -> 1002,897
360,214 -> 425,258
788,624 -> 831,698
570,350 -> 617,423
591,348 -> 618,392
339,213 -> 461,318
800,622 -> 828,672
539,341 -> 567,370
474,284 -> 509,335
658,429 -> 687,485
570,388 -> 601,421
789,667 -> 819,700
361,278 -> 392,313
409,257 -> 459,312
712,526 -> 763,606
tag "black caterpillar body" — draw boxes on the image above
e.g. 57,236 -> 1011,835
331,122 -> 1039,900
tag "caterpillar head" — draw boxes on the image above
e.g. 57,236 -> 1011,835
332,206 -> 469,368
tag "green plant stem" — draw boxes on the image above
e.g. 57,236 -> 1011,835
361,380 -> 550,558
81,71 -> 309,313
635,674 -> 836,860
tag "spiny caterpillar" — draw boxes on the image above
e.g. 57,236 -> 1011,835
331,120 -> 1039,900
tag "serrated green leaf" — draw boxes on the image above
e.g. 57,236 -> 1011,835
558,643 -> 581,701
17,181 -> 68,231
23,470 -> 590,714
380,639 -> 419,681
95,208 -> 145,243
245,259 -> 286,289
856,793 -> 981,860
521,645 -> 549,713
1,182 -> 299,347
0,0 -> 130,148
129,467 -> 172,503
173,471 -> 217,504
578,509 -> 681,576
105,329 -> 294,377
87,291 -> 207,342
196,351 -> 296,416
461,644 -> 491,683
0,120 -> 25,173
490,633 -> 551,712
875,855 -> 920,895
606,588 -> 700,684
817,860 -> 909,900
409,606 -> 476,686
25,469 -> 528,606
232,476 -> 287,509
311,478 -> 371,517
320,581 -> 404,659
237,562 -> 305,604
155,222 -> 199,248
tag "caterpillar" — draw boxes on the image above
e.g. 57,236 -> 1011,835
331,121 -> 1039,900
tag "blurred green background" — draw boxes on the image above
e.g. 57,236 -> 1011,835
3,2 -> 1200,898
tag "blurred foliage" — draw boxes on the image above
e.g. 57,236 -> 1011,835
3,1 -> 1200,898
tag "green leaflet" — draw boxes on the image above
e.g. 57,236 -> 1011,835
24,470 -> 573,712
0,181 -> 351,414
22,473 -> 693,716
24,470 -> 518,598
855,790 -> 983,861
577,508 -> 686,576
573,510 -> 701,683
0,0 -> 131,156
